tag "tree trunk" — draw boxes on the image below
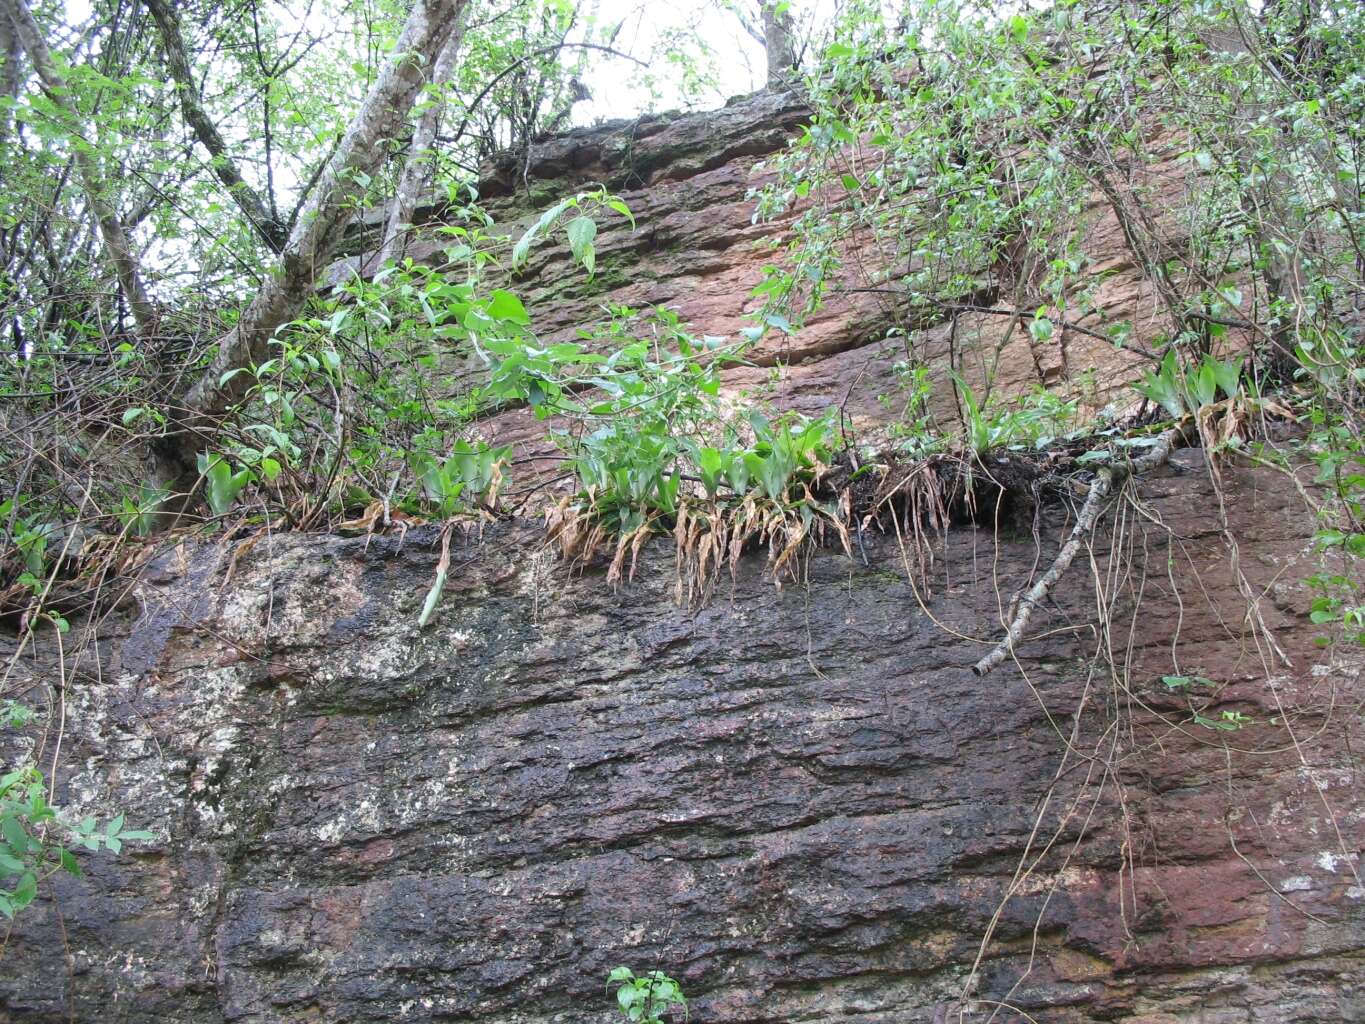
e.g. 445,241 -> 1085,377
379,9 -> 469,266
0,11 -> 22,150
1,0 -> 155,332
143,0 -> 287,253
150,0 -> 470,500
760,1 -> 797,88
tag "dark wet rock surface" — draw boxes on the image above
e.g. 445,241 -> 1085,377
1,450 -> 1361,1022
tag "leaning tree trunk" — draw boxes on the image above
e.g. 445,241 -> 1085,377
379,9 -> 469,267
150,0 -> 471,502
760,1 -> 797,87
0,12 -> 22,150
1,0 -> 155,332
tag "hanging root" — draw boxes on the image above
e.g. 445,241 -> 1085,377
972,425 -> 1186,676
870,458 -> 948,596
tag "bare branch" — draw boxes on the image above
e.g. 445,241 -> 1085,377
972,425 -> 1187,676
151,0 -> 471,496
143,0 -> 287,252
1,0 -> 155,331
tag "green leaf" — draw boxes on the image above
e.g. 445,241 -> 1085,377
565,215 -> 597,260
418,567 -> 448,629
487,289 -> 530,325
1134,350 -> 1187,419
58,848 -> 81,876
1,817 -> 28,853
218,367 -> 251,387
512,198 -> 573,268
1209,356 -> 1243,400
840,173 -> 860,191
598,198 -> 632,228
12,872 -> 35,908
1188,360 -> 1217,407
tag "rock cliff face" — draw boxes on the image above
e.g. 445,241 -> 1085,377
331,89 -> 1176,485
1,92 -> 1362,1023
2,450 -> 1361,1023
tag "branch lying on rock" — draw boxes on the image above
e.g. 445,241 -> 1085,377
972,424 -> 1187,677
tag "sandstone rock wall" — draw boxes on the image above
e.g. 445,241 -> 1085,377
0,91 -> 1361,1023
0,447 -> 1361,1022
330,90 -> 1182,490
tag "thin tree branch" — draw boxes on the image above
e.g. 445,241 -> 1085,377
143,0 -> 286,252
151,0 -> 471,501
973,424 -> 1187,676
2,0 -> 155,331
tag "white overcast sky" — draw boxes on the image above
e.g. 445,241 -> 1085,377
63,0 -> 832,122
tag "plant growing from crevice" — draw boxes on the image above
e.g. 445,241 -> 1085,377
1,704 -> 154,920
607,966 -> 687,1024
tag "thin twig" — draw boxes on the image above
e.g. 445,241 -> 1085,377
973,425 -> 1186,676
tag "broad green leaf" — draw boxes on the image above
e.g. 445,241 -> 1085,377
1,817 -> 28,853
58,848 -> 82,876
605,198 -> 635,228
565,215 -> 597,259
512,198 -> 573,268
487,289 -> 530,325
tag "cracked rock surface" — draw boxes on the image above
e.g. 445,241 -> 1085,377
1,450 -> 1361,1022
1,92 -> 1362,1024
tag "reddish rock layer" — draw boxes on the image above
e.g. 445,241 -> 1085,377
0,92 -> 1360,1024
331,90 -> 1212,481
0,448 -> 1361,1023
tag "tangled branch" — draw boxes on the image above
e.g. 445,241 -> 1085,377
973,425 -> 1187,676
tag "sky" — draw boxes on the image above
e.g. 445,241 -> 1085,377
61,0 -> 825,122
573,1 -> 771,124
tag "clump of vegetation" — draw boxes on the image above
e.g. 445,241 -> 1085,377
608,966 -> 688,1024
0,2 -> 1361,1020
0,701 -> 152,919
